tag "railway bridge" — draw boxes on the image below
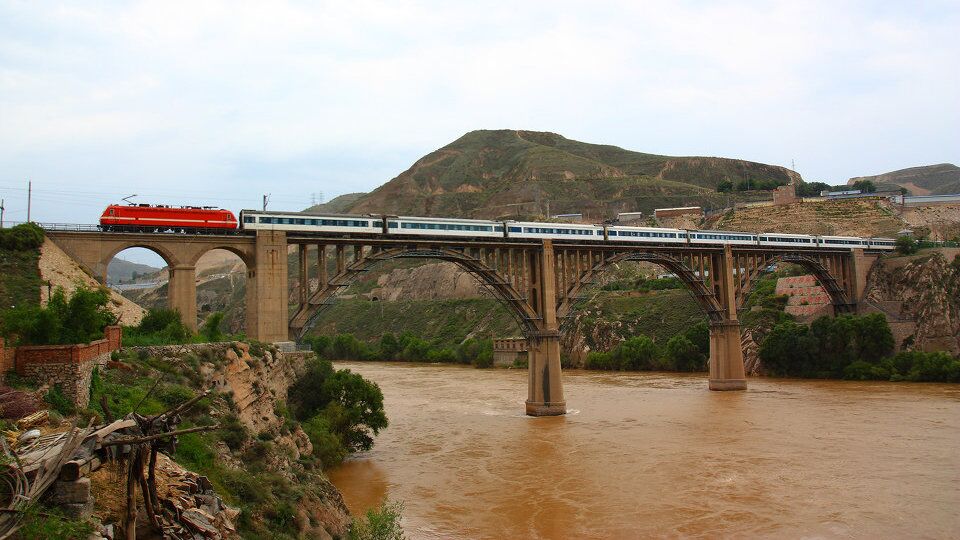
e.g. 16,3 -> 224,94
46,228 -> 878,416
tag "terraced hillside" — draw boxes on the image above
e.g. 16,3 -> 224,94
345,130 -> 799,218
713,198 -> 907,237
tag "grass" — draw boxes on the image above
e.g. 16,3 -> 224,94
0,245 -> 42,310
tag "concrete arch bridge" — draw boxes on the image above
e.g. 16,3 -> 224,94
47,229 -> 878,416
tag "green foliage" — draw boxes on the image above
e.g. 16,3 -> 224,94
379,332 -> 401,360
288,358 -> 389,463
851,179 -> 877,193
760,314 -> 898,379
330,333 -> 372,360
716,179 -> 734,193
43,384 -> 75,416
795,181 -> 831,197
664,334 -> 707,372
895,236 -> 918,255
302,414 -> 347,467
584,335 -> 670,371
682,321 -> 710,358
1,285 -> 115,345
123,308 -> 193,345
349,500 -> 406,540
0,223 -> 45,251
200,311 -> 225,342
219,414 -> 249,451
15,505 -> 95,540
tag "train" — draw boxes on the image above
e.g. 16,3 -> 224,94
97,204 -> 896,250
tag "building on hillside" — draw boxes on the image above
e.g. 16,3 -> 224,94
615,211 -> 644,223
653,206 -> 704,219
551,213 -> 583,222
493,338 -> 527,367
819,189 -> 904,204
772,184 -> 798,206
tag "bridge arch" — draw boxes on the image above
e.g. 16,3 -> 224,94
735,253 -> 853,314
100,242 -> 179,283
293,246 -> 538,340
556,250 -> 725,327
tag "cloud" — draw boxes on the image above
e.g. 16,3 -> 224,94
0,0 -> 957,224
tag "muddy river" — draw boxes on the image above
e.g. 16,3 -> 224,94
328,362 -> 960,539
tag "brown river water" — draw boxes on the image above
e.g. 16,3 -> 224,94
328,362 -> 960,539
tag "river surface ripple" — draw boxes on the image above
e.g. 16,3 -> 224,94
328,362 -> 960,539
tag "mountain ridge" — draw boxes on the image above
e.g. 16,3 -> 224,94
344,129 -> 800,218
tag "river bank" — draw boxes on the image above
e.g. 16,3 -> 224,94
329,361 -> 960,539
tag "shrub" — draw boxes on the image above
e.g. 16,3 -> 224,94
426,348 -> 456,363
15,505 -> 94,540
379,333 -> 401,360
664,334 -> 707,372
125,308 -> 192,345
201,311 -> 225,342
0,223 -> 45,251
612,336 -> 661,371
44,385 -> 76,416
895,236 -> 918,255
219,414 -> 249,451
349,500 -> 406,540
1,285 -> 115,346
584,351 -> 617,370
302,414 -> 347,467
472,348 -> 494,368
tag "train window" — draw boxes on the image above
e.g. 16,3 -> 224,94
509,227 -> 521,232
388,222 -> 398,228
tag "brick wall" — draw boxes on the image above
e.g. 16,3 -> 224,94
3,326 -> 122,409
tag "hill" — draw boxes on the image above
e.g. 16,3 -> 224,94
345,129 -> 800,218
106,257 -> 161,284
304,192 -> 366,214
712,198 -> 908,237
848,163 -> 960,195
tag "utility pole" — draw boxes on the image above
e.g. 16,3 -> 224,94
26,180 -> 32,223
0,198 -> 5,228
262,194 -> 270,211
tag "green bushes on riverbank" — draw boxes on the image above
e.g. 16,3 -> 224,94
584,322 -> 709,372
303,332 -> 495,368
759,313 -> 960,382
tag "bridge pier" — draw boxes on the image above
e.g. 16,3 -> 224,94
246,230 -> 290,342
708,320 -> 747,390
709,245 -> 747,391
168,265 -> 197,332
526,240 -> 566,416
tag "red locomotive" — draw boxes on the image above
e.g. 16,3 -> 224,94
99,204 -> 238,233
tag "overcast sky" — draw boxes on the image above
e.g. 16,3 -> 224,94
1,1 -> 958,265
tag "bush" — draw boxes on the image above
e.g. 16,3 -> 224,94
0,223 -> 45,251
613,336 -> 661,371
472,348 -> 494,368
124,308 -> 193,345
302,414 -> 347,467
664,334 -> 707,372
201,311 -> 225,342
44,385 -> 76,416
219,414 -> 249,451
1,285 -> 115,346
584,351 -> 617,370
349,500 -> 406,540
379,333 -> 401,360
895,236 -> 918,255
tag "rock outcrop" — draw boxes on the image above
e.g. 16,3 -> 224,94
864,249 -> 960,355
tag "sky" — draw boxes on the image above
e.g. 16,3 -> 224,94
1,1 -> 958,264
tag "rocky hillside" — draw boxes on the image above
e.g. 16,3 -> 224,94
865,249 -> 960,354
345,129 -> 799,218
712,198 -> 909,237
848,163 -> 960,195
106,258 -> 160,285
40,239 -> 146,325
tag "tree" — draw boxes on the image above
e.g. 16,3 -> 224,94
379,333 -> 401,360
758,320 -> 817,377
613,336 -> 661,370
717,179 -> 734,193
665,334 -> 706,372
200,311 -> 225,342
852,179 -> 877,193
796,181 -> 831,197
895,236 -> 918,255
1,285 -> 115,345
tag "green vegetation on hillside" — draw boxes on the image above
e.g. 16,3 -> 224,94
304,332 -> 494,368
765,315 -> 960,382
0,223 -> 44,310
122,308 -> 240,346
86,347 -> 390,538
0,285 -> 115,346
585,323 -> 709,372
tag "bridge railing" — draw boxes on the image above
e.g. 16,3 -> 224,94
3,221 -> 101,232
